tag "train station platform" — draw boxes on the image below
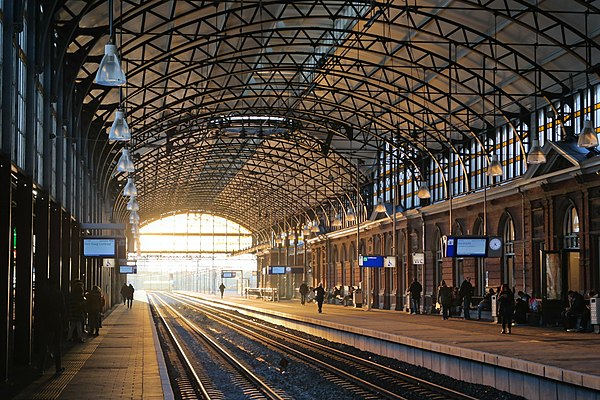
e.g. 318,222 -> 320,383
191,291 -> 600,400
14,293 -> 172,400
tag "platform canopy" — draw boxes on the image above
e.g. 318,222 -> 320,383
55,0 -> 599,235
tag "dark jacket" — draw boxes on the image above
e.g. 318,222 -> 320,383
497,288 -> 515,315
67,290 -> 86,322
299,283 -> 309,295
37,283 -> 66,331
438,286 -> 453,306
314,286 -> 325,302
409,280 -> 422,299
86,289 -> 104,314
459,279 -> 474,299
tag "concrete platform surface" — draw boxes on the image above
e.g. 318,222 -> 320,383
194,291 -> 600,393
15,293 -> 172,400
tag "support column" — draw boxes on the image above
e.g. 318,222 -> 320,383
49,202 -> 62,291
71,221 -> 80,281
61,212 -> 71,288
14,175 -> 33,366
0,159 -> 13,380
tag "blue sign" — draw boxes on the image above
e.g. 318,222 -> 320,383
359,255 -> 384,268
222,271 -> 236,278
268,266 -> 287,274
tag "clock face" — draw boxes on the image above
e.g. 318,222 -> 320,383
489,238 -> 502,251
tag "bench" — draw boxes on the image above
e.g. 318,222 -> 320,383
244,287 -> 279,301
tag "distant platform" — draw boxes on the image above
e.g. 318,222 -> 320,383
184,291 -> 600,400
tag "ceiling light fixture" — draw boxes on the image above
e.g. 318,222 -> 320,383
487,154 -> 503,176
116,148 -> 135,172
577,10 -> 598,148
375,197 -> 386,213
109,109 -> 131,141
94,0 -> 126,86
123,177 -> 137,196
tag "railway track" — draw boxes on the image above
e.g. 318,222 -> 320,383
163,291 -> 481,400
149,293 -> 287,400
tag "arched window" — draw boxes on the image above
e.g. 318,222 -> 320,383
564,206 -> 580,249
563,205 -> 582,293
502,214 -> 516,289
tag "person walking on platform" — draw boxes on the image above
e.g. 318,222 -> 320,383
126,283 -> 135,308
498,283 -> 515,334
408,277 -> 422,314
120,283 -> 128,305
37,278 -> 66,375
314,283 -> 325,313
219,282 -> 226,299
437,280 -> 452,320
67,281 -> 86,342
299,282 -> 309,305
459,276 -> 474,320
86,285 -> 105,336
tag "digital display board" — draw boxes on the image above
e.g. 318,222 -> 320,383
222,271 -> 236,278
83,238 -> 116,257
445,236 -> 488,257
119,265 -> 137,274
268,266 -> 287,274
359,255 -> 384,268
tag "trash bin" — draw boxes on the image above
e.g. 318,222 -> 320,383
591,296 -> 600,334
491,294 -> 498,323
353,289 -> 363,308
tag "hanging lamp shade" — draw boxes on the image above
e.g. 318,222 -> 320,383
95,43 -> 126,86
123,177 -> 138,196
346,207 -> 356,222
577,119 -> 598,148
310,220 -> 320,233
126,196 -> 139,211
129,210 -> 140,224
487,154 -> 503,176
116,148 -> 135,172
374,198 -> 386,213
302,224 -> 312,237
527,139 -> 546,164
288,231 -> 296,241
417,180 -> 431,199
109,109 -> 131,141
332,213 -> 342,227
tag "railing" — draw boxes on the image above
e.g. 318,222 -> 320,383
244,287 -> 279,302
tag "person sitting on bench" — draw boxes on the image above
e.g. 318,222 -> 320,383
562,290 -> 585,332
476,288 -> 495,320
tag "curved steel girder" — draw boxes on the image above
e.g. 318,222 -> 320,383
55,0 -> 596,231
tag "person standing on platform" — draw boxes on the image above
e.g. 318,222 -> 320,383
37,278 -> 66,375
86,285 -> 104,336
408,277 -> 422,314
314,283 -> 325,313
66,281 -> 86,342
299,282 -> 309,305
120,283 -> 128,305
498,283 -> 515,334
437,280 -> 452,320
219,282 -> 226,298
459,276 -> 474,320
126,283 -> 135,308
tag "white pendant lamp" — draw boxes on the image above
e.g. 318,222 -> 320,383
417,180 -> 431,199
577,120 -> 598,148
526,139 -> 546,164
116,148 -> 135,172
129,210 -> 140,224
331,213 -> 342,227
487,154 -> 503,176
346,207 -> 356,222
109,109 -> 131,141
126,196 -> 139,211
375,197 -> 386,213
95,43 -> 126,86
123,177 -> 137,196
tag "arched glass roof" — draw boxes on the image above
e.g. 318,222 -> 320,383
51,0 -> 600,236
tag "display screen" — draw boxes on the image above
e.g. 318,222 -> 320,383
119,265 -> 137,274
222,271 -> 236,278
269,266 -> 286,274
446,236 -> 488,257
360,255 -> 384,268
83,238 -> 116,257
